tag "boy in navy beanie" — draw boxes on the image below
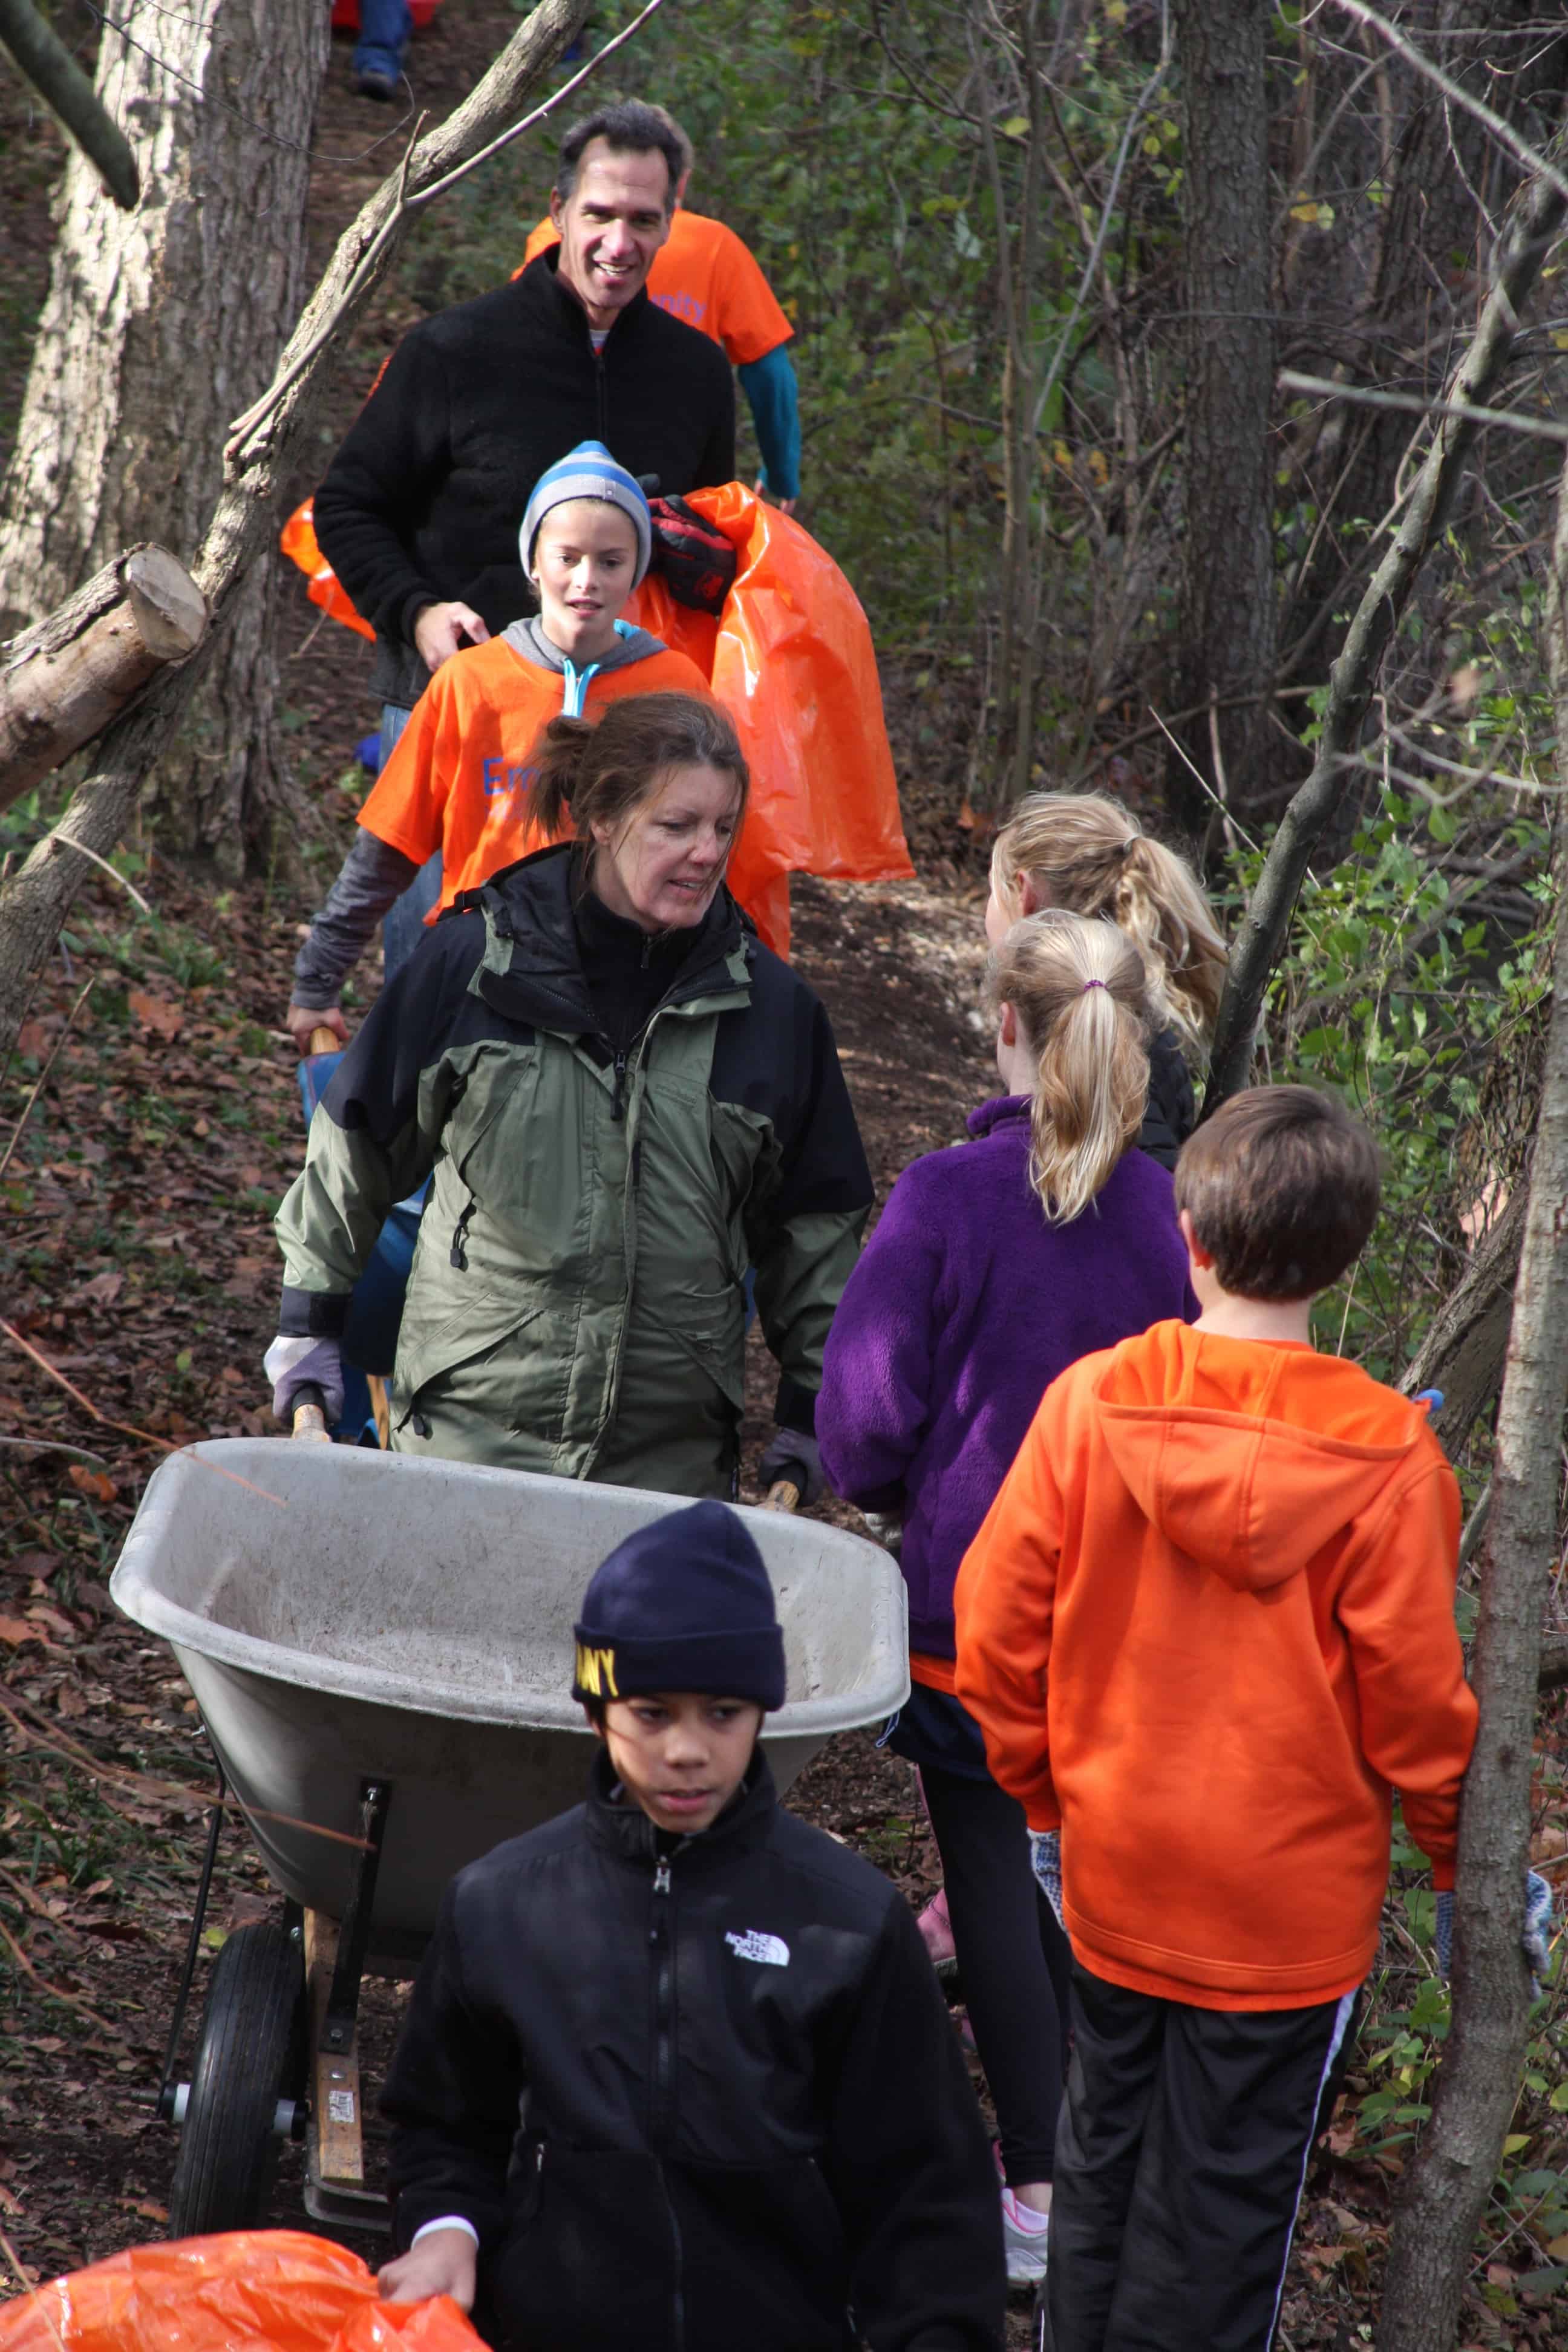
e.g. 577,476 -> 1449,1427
379,1500 -> 1005,2352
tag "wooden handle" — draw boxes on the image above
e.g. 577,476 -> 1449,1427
307,1025 -> 341,1056
764,1478 -> 801,1514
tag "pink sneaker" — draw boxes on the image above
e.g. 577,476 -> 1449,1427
918,1886 -> 958,1979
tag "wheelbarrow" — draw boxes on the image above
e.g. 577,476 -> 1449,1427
109,1440 -> 908,2240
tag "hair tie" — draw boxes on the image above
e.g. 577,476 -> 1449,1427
1082,978 -> 1106,993
1121,836 -> 1140,859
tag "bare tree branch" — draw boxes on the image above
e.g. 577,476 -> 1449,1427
1324,0 -> 1568,213
1202,114 -> 1568,1113
0,0 -> 138,207
1376,436 -> 1568,2352
1280,367 -> 1568,447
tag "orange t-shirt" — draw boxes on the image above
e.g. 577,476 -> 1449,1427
520,209 -> 792,366
358,634 -> 711,915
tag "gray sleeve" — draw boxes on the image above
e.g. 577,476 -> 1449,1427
291,830 -> 423,1008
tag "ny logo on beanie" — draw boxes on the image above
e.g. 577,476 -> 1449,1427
575,1641 -> 620,1698
725,1928 -> 790,1968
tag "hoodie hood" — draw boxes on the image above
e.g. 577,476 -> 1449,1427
1094,1322 -> 1435,1592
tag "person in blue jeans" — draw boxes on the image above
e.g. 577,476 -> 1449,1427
354,0 -> 411,101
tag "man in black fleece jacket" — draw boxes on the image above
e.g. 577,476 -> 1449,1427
377,1501 -> 1006,2352
315,100 -> 735,716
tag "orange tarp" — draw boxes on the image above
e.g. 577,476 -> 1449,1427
0,2233 -> 480,2352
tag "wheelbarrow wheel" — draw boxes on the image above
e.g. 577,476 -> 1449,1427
168,1919 -> 305,2236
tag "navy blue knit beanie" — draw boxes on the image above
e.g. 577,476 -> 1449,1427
572,1500 -> 786,1711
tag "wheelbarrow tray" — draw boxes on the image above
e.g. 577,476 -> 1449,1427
111,1442 -> 909,1966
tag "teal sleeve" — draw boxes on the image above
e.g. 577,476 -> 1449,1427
737,346 -> 800,501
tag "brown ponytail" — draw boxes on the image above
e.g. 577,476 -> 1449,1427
524,691 -> 749,862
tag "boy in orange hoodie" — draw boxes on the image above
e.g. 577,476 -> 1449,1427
953,1085 -> 1479,2352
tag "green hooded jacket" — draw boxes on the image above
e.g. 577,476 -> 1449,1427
275,846 -> 872,1496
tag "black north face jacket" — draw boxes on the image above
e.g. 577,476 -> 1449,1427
382,1753 -> 1005,2352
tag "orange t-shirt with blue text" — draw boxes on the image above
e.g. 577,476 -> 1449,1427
358,634 -> 711,917
520,209 -> 792,365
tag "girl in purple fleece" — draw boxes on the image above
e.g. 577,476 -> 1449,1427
817,909 -> 1195,2284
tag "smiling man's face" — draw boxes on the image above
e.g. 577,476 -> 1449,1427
550,139 -> 673,330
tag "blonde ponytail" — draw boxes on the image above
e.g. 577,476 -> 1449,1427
990,789 -> 1227,1054
987,912 -> 1149,1224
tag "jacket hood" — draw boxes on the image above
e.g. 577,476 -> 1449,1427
469,843 -> 750,1036
503,616 -> 668,675
966,1094 -> 1030,1140
1092,1322 -> 1435,1592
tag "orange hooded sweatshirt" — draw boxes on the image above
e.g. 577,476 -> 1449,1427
953,1323 -> 1478,2010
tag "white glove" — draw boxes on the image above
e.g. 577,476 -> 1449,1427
263,1334 -> 344,1426
1028,1828 -> 1065,1929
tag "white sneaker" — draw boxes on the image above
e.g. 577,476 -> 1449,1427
1001,2185 -> 1050,2284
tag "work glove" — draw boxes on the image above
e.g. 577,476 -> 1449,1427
759,1428 -> 823,1507
1028,1829 -> 1065,1930
1434,1869 -> 1555,1992
648,495 -> 737,614
263,1334 -> 345,1428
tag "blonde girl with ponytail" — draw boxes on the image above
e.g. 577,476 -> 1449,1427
986,791 -> 1227,1165
817,908 -> 1195,2281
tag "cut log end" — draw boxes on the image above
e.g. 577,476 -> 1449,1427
122,546 -> 207,661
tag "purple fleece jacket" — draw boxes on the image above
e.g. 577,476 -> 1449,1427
817,1096 -> 1197,1659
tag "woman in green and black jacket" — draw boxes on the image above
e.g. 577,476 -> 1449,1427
264,693 -> 871,1500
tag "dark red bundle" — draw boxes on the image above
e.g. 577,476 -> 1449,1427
647,495 -> 738,615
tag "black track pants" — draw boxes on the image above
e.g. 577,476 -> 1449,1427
1046,1964 -> 1356,2352
922,1763 -> 1075,2187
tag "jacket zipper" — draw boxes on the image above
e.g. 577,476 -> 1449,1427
650,1854 -> 675,2138
610,1046 -> 629,1121
649,1851 -> 684,2352
595,344 -> 607,441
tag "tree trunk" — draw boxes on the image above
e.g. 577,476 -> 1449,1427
1168,0 -> 1277,826
1399,1186 -> 1527,1459
0,0 -> 595,1064
1376,444 -> 1568,2352
0,544 -> 206,811
0,0 -> 328,876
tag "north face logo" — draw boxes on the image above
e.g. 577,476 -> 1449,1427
725,1928 -> 790,1967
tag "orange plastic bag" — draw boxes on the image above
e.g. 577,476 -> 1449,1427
627,483 -> 913,957
0,2232 -> 482,2352
281,500 -> 374,642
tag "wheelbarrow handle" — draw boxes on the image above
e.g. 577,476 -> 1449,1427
292,1381 -> 331,1443
763,1478 -> 800,1513
307,1025 -> 341,1056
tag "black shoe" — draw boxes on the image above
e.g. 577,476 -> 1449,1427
356,66 -> 397,100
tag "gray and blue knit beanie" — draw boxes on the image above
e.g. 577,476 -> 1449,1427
572,1500 -> 787,1711
520,439 -> 653,587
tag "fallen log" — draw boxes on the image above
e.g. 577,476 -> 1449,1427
0,544 -> 206,815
